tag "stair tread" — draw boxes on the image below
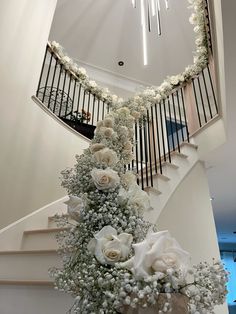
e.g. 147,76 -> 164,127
48,213 -> 69,221
24,227 -> 69,235
180,142 -> 198,149
172,151 -> 188,158
144,187 -> 162,195
0,249 -> 57,255
0,280 -> 54,286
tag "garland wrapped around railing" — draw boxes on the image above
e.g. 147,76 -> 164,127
48,1 -> 227,313
49,0 -> 211,117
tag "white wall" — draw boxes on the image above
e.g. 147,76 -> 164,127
0,0 -> 89,229
157,162 -> 228,314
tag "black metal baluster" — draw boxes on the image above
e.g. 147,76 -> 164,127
207,64 -> 218,114
36,45 -> 48,98
192,79 -> 202,127
86,92 -> 91,124
81,90 -> 86,114
143,117 -> 149,187
163,99 -> 171,162
202,69 -> 213,119
71,79 -> 77,120
151,106 -> 157,174
139,121 -> 144,190
134,122 -> 140,185
42,51 -> 53,103
65,74 -> 72,118
180,88 -> 190,142
154,103 -> 163,174
91,95 -> 96,126
53,63 -> 63,114
102,101 -> 105,120
97,100 -> 100,123
159,101 -> 167,162
58,70 -> 67,117
147,110 -> 153,187
171,94 -> 180,152
75,84 -> 82,119
48,57 -> 58,110
167,96 -> 175,151
197,76 -> 207,124
176,90 -> 185,142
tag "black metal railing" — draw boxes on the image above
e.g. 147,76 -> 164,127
36,44 -> 110,139
36,0 -> 218,190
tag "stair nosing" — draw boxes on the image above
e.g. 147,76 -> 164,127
0,249 -> 57,255
24,227 -> 69,235
0,280 -> 54,286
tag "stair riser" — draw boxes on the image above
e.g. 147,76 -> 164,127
0,253 -> 61,281
22,233 -> 59,250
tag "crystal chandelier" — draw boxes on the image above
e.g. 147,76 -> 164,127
131,0 -> 170,65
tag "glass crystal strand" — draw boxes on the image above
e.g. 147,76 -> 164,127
150,0 -> 156,16
141,0 -> 148,65
131,0 -> 136,8
165,0 -> 169,9
155,0 -> 161,35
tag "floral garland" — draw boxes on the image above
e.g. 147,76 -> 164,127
50,0 -> 209,119
50,1 -> 227,313
51,103 -> 227,314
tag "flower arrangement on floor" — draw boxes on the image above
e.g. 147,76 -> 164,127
50,104 -> 228,313
50,0 -> 210,118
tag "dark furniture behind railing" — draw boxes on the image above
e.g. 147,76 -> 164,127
36,44 -> 110,139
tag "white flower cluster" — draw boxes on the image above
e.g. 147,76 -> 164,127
50,41 -> 122,104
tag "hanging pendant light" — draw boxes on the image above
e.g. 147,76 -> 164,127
131,0 -> 170,65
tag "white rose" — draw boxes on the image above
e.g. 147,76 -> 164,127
143,89 -> 155,97
90,143 -> 106,154
169,75 -> 179,85
89,80 -> 97,88
100,127 -> 114,138
91,168 -> 120,190
121,231 -> 190,279
51,41 -> 60,50
117,107 -> 130,115
132,111 -> 141,119
88,226 -> 133,265
64,195 -> 83,221
118,185 -> 151,212
154,94 -> 162,102
93,148 -> 118,166
112,95 -> 118,102
123,141 -> 132,152
121,172 -> 137,189
78,68 -> 87,75
103,118 -> 113,128
61,56 -> 71,64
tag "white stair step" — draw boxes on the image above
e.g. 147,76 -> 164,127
0,250 -> 61,281
0,284 -> 73,314
144,186 -> 162,196
0,280 -> 54,286
22,227 -> 68,250
180,142 -> 198,150
48,214 -> 74,228
172,151 -> 188,159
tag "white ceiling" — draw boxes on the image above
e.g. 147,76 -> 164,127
49,0 -> 196,86
206,0 -> 236,245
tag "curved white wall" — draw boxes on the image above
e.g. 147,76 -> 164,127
157,162 -> 228,314
0,0 -> 89,228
